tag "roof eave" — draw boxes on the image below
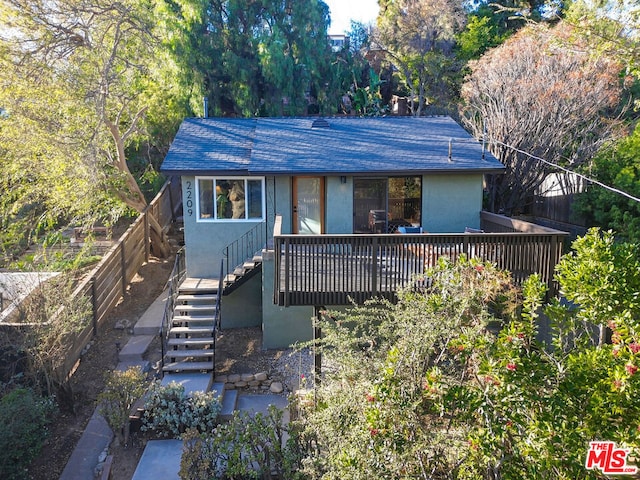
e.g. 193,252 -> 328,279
161,167 -> 505,177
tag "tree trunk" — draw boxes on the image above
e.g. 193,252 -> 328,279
107,118 -> 171,258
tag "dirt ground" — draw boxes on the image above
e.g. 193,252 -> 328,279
27,246 -> 285,480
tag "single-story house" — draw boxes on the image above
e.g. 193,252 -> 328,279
160,116 -> 565,372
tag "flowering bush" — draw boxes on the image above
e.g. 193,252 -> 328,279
296,231 -> 640,479
142,381 -> 221,438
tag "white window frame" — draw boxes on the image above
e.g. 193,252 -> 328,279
195,176 -> 266,222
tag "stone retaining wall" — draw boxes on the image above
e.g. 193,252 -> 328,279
215,371 -> 284,394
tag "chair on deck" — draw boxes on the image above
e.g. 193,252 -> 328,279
398,226 -> 423,234
368,210 -> 388,233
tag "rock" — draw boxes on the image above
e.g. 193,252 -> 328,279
228,373 -> 241,383
98,449 -> 108,463
235,381 -> 248,388
224,383 -> 235,390
255,371 -> 268,381
248,380 -> 261,387
241,373 -> 254,382
270,381 -> 284,394
215,375 -> 228,383
114,319 -> 130,330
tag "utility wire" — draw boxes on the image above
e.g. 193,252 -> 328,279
488,139 -> 640,204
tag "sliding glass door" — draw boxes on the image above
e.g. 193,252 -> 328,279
353,177 -> 421,233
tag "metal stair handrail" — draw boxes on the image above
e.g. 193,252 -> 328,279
160,247 -> 186,373
222,221 -> 267,283
212,260 -> 223,376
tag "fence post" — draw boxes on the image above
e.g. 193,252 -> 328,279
168,176 -> 176,222
144,211 -> 150,263
120,242 -> 127,296
91,277 -> 98,337
549,234 -> 559,296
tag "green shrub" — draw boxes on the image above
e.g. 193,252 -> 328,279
142,382 -> 221,438
180,405 -> 309,480
98,367 -> 147,445
0,388 -> 56,480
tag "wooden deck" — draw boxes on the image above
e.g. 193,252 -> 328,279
274,230 -> 568,306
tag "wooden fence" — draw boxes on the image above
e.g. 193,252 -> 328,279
61,177 -> 182,377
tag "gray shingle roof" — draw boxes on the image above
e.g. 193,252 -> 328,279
161,116 -> 504,176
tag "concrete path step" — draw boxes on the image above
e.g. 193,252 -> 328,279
161,372 -> 213,396
131,440 -> 182,480
59,410 -> 113,480
133,289 -> 169,335
179,278 -> 220,295
118,334 -> 156,362
219,389 -> 238,421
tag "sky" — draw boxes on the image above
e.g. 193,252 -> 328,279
324,0 -> 380,35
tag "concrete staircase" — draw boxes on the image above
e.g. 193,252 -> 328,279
161,250 -> 262,376
221,253 -> 263,294
162,282 -> 219,374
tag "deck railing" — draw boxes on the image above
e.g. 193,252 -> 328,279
274,230 -> 568,307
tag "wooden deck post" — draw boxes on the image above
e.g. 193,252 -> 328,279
314,306 -> 322,386
371,237 -> 379,296
284,237 -> 290,307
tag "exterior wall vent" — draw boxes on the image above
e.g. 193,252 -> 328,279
311,118 -> 330,128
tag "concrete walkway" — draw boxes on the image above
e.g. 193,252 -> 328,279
59,290 -> 168,480
60,287 -> 292,480
58,411 -> 113,480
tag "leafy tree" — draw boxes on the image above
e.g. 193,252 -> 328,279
376,0 -> 467,115
460,22 -> 624,214
456,4 -> 514,61
562,0 -> 640,84
0,0 -> 180,257
163,0 -> 335,117
573,125 -> 640,243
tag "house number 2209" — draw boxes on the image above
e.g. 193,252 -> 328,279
185,180 -> 194,216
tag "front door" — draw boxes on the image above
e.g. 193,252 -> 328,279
292,177 -> 324,234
